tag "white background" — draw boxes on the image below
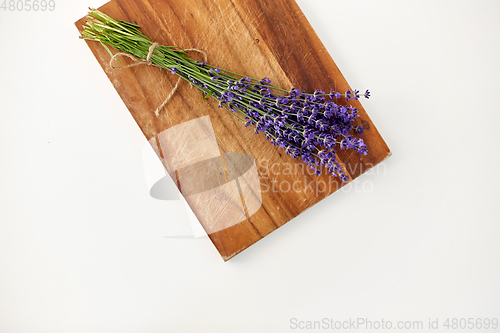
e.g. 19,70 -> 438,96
1,0 -> 499,332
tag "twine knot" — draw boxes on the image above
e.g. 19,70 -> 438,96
109,43 -> 207,117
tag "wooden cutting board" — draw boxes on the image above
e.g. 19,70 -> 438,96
75,0 -> 391,261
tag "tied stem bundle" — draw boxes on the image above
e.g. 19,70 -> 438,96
80,9 -> 370,180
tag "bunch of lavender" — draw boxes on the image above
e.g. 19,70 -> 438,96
80,9 -> 370,181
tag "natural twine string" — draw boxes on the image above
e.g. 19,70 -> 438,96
109,43 -> 208,117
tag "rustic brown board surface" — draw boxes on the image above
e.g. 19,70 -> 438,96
75,0 -> 390,261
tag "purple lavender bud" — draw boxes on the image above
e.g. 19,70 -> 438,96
355,126 -> 364,135
339,173 -> 350,182
353,89 -> 360,100
345,89 -> 352,101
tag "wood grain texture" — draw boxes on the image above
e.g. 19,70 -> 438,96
75,0 -> 390,261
